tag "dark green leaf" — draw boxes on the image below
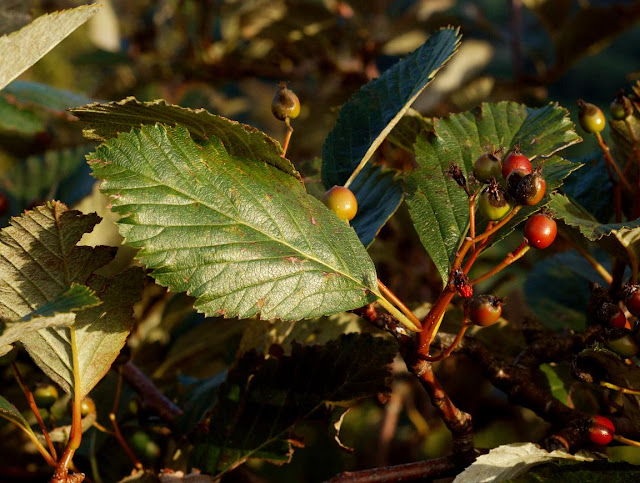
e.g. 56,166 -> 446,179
562,154 -> 613,224
321,27 -> 460,246
575,348 -> 640,392
405,102 -> 581,283
71,97 -> 300,180
349,164 -> 403,247
89,124 -> 379,321
191,333 -> 396,477
539,364 -> 570,406
386,110 -> 433,153
0,95 -> 44,133
0,394 -> 32,434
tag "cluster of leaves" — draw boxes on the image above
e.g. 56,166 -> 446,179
2,2 -> 640,483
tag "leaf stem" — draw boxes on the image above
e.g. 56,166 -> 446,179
281,117 -> 294,158
109,413 -> 143,470
470,240 -> 530,285
614,434 -> 640,448
421,323 -> 470,362
377,279 -> 422,331
53,326 -> 83,480
376,296 -> 421,332
11,362 -> 58,462
600,381 -> 640,395
570,241 -> 613,285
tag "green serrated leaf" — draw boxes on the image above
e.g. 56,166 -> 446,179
386,109 -> 433,153
71,97 -> 301,181
89,124 -> 379,321
322,27 -> 460,187
191,333 -> 396,477
321,27 -> 460,246
548,193 -> 640,241
0,4 -> 101,91
0,202 -> 145,397
405,102 -> 581,283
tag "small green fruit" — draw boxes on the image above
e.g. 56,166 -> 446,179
33,383 -> 59,409
478,184 -> 511,221
577,100 -> 606,134
473,153 -> 502,183
272,83 -> 301,121
323,186 -> 358,221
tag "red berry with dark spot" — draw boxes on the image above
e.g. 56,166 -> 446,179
598,303 -> 627,328
514,172 -> 546,206
502,151 -> 532,180
589,416 -> 615,445
625,287 -> 640,317
468,295 -> 503,327
524,213 -> 557,249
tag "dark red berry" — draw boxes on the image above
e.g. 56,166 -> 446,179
502,151 -> 532,179
473,153 -> 502,183
597,302 -> 627,328
524,213 -> 557,249
625,286 -> 640,317
589,416 -> 615,445
0,192 -> 8,216
468,295 -> 503,327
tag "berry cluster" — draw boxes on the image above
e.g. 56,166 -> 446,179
589,284 -> 640,358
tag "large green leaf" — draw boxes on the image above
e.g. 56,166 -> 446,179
0,394 -> 38,440
191,334 -> 396,477
405,102 -> 581,283
0,95 -> 44,134
89,124 -> 379,321
0,202 -> 145,397
71,97 -> 300,181
0,4 -> 101,91
321,27 -> 460,246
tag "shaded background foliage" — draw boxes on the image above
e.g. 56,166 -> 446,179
1,0 -> 640,481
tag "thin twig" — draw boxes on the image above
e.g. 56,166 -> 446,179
281,117 -> 294,157
378,279 -> 422,331
470,241 -> 530,285
595,131 -> 633,194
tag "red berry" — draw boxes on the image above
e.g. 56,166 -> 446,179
524,213 -> 557,249
625,287 -> 640,317
589,416 -> 615,445
502,151 -> 532,179
0,192 -> 8,216
468,295 -> 503,327
599,303 -> 627,328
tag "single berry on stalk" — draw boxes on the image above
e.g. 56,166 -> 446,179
589,416 -> 615,445
502,150 -> 532,179
605,331 -> 640,358
610,91 -> 633,121
468,295 -> 503,327
473,153 -> 502,183
323,186 -> 358,221
577,100 -> 606,134
524,213 -> 557,249
624,285 -> 640,317
271,82 -> 301,121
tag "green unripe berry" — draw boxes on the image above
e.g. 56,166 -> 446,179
323,186 -> 358,221
610,91 -> 633,120
473,153 -> 502,183
272,83 -> 301,121
605,330 -> 640,358
478,183 -> 511,221
80,397 -> 96,417
577,100 -> 606,134
33,383 -> 59,409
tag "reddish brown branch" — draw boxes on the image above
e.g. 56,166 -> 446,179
326,453 -> 472,483
120,362 -> 183,422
